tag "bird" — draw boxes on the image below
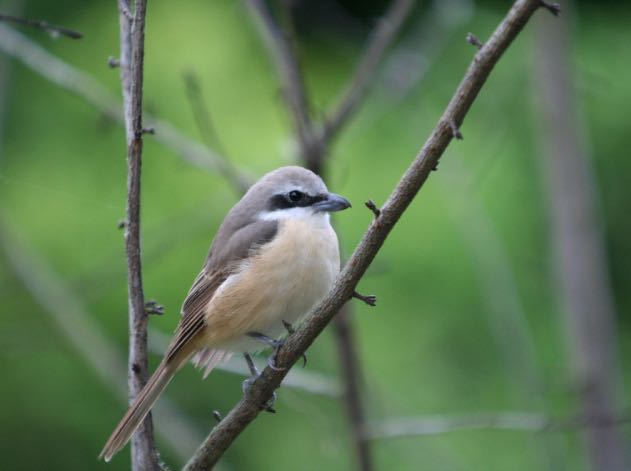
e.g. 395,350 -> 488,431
99,166 -> 351,461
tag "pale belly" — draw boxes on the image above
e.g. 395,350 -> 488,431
201,216 -> 340,353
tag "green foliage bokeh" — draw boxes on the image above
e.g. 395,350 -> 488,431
0,1 -> 629,470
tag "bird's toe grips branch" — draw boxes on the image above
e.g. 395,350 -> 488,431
352,291 -> 378,307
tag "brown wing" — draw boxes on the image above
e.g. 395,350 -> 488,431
164,219 -> 278,362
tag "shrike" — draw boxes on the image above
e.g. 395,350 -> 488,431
100,166 -> 351,461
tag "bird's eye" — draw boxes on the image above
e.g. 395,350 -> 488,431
288,190 -> 304,203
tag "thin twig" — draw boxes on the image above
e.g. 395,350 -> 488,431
0,12 -> 82,39
245,3 -> 378,467
245,0 -> 317,167
0,24 -> 250,185
117,1 -> 161,469
365,200 -> 381,218
441,157 -> 561,469
466,32 -> 483,49
252,2 -> 386,466
182,72 -> 251,194
365,411 -> 631,440
322,0 -> 416,143
182,2 -> 544,469
0,223 -> 209,465
147,328 -> 341,397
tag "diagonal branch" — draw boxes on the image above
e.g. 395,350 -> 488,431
245,3 -> 414,468
117,1 -> 161,469
245,0 -> 316,165
0,24 -> 250,187
0,223 -> 207,465
183,1 -> 545,469
0,12 -> 82,39
182,72 -> 251,194
322,0 -> 415,143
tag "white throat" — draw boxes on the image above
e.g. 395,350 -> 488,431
258,207 -> 331,227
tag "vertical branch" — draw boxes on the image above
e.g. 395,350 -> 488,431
244,2 -> 413,469
534,4 -> 628,471
184,4 -> 546,467
117,1 -> 160,470
332,306 -> 373,471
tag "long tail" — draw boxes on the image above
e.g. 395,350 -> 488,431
99,355 -> 186,462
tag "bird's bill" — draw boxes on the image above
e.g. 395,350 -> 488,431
314,193 -> 352,212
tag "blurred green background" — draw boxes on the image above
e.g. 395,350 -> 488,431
0,0 -> 629,470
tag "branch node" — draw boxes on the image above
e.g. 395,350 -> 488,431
352,291 -> 377,307
142,126 -> 155,135
365,200 -> 381,218
539,1 -> 561,16
117,219 -> 127,230
466,33 -> 483,50
281,319 -> 295,334
107,56 -> 120,68
449,119 -> 464,140
118,0 -> 134,20
212,410 -> 223,423
144,299 -> 165,316
131,362 -> 141,374
432,162 -> 439,172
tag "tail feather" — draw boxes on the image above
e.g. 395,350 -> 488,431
99,359 -> 180,462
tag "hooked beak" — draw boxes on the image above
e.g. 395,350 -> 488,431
314,193 -> 352,212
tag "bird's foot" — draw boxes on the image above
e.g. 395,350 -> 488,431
246,321 -> 307,370
242,353 -> 277,413
247,331 -> 287,371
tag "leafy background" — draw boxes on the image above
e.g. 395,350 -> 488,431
0,0 -> 629,470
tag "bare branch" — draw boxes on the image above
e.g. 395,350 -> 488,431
322,0 -> 415,143
247,2 -> 387,465
148,328 -> 341,398
183,2 -> 544,469
183,72 -> 251,194
365,411 -> 631,440
118,0 -> 134,20
0,222 -> 209,465
0,24 -> 250,183
441,157 -> 562,467
245,0 -> 317,166
117,1 -> 161,469
534,6 -> 628,471
332,308 -> 373,471
0,12 -> 82,39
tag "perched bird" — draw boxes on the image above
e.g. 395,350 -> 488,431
100,166 -> 351,461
